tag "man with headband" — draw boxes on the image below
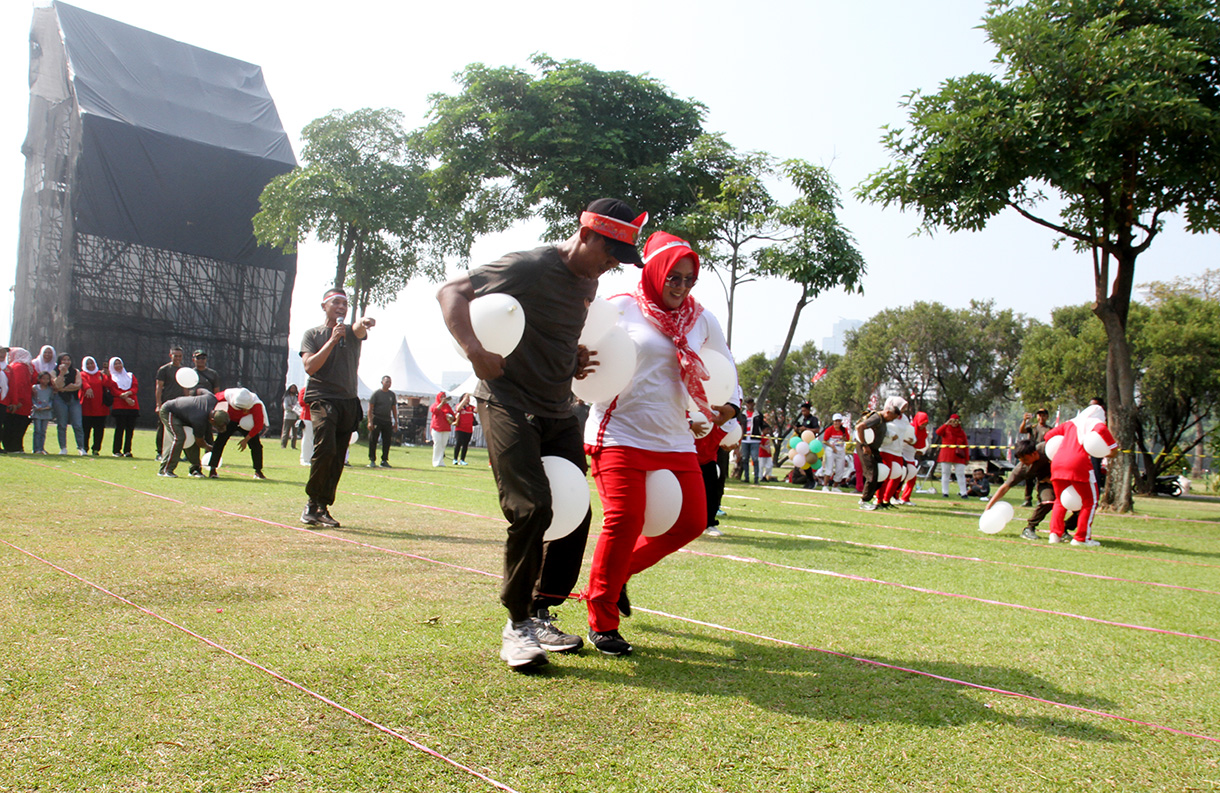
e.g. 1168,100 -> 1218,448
300,288 -> 375,527
438,197 -> 646,670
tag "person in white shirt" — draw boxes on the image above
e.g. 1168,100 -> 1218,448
583,231 -> 735,656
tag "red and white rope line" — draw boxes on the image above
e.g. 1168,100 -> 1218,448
678,548 -> 1220,644
10,459 -> 1220,745
731,524 -> 1220,597
777,505 -> 1220,570
0,537 -> 520,793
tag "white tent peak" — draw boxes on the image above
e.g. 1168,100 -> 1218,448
364,337 -> 443,398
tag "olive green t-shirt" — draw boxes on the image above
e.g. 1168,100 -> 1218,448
301,324 -> 362,401
468,246 -> 597,418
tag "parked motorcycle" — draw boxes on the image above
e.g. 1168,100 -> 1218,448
1154,475 -> 1183,497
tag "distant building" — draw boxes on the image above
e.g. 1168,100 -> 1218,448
822,318 -> 864,356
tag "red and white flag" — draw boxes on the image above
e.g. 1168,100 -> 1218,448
810,367 -> 828,385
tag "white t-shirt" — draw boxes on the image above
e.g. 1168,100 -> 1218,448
881,413 -> 909,457
585,296 -> 733,454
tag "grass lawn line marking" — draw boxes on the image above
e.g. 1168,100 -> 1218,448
721,493 -> 761,501
0,537 -> 522,793
678,548 -> 1220,644
731,524 -> 1220,597
795,512 -> 1220,570
34,463 -> 502,580
634,605 -> 1220,745
17,461 -> 1218,746
338,489 -> 502,522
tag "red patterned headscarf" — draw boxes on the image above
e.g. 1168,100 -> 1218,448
632,231 -> 714,419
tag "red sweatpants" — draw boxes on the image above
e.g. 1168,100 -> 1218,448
1049,476 -> 1098,542
586,446 -> 706,632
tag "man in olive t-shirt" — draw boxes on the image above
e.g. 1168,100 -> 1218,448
437,197 -> 647,669
299,288 -> 375,528
367,376 -> 397,467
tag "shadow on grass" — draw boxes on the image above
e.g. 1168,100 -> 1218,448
697,532 -> 878,560
558,624 -> 1125,743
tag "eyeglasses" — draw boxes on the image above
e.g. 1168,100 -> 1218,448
664,274 -> 697,289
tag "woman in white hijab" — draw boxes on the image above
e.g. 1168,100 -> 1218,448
79,356 -> 109,454
107,357 -> 141,457
32,345 -> 57,377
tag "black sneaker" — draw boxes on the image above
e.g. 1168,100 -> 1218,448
1021,527 -> 1038,541
532,608 -> 583,653
1021,500 -> 1033,508
588,629 -> 633,656
617,586 -> 632,618
189,471 -> 205,479
301,502 -> 322,526
158,470 -> 178,478
253,470 -> 267,480
208,470 -> 219,479
379,461 -> 391,468
314,506 -> 341,528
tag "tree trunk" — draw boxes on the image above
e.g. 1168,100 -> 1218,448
755,284 -> 809,413
725,244 -> 740,348
334,223 -> 357,291
1094,277 -> 1138,513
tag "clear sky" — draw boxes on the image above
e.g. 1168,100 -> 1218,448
2,0 -> 1215,386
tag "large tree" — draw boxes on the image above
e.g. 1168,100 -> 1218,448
858,0 -> 1220,511
1016,296 -> 1220,492
253,108 -> 444,318
420,54 -> 713,256
820,301 -> 1028,422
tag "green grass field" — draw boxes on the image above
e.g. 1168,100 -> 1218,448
3,431 -> 1217,792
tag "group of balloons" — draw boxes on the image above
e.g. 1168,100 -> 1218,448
978,419 -> 1112,534
787,430 -> 825,473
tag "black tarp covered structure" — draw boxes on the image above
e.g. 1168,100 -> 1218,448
12,2 -> 296,425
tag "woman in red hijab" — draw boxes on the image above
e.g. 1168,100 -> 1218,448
582,231 -> 735,655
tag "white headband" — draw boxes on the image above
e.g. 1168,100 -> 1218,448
642,240 -> 693,265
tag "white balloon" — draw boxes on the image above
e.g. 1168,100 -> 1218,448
795,441 -> 810,456
903,424 -> 916,443
181,426 -> 195,447
889,462 -> 905,480
904,462 -> 918,481
862,428 -> 875,445
351,431 -> 359,444
877,462 -> 891,479
1082,430 -> 1111,458
1045,435 -> 1064,460
579,298 -> 620,347
690,412 -> 712,439
791,453 -> 807,469
541,456 -> 590,542
469,294 -> 526,358
641,469 -> 682,537
201,451 -> 210,467
175,368 -> 199,389
698,348 -> 736,406
239,415 -> 255,431
1060,485 -> 1083,512
571,326 -> 637,404
978,501 -> 1015,534
720,423 -> 743,447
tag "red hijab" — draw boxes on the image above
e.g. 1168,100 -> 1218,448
632,231 -> 714,419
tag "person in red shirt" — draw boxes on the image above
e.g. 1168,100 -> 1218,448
1043,404 -> 1118,546
208,387 -> 268,479
898,411 -> 930,503
451,394 -> 477,466
78,356 -> 110,455
819,413 -> 851,491
2,347 -> 34,452
429,392 -> 456,468
107,357 -> 140,457
935,414 -> 971,498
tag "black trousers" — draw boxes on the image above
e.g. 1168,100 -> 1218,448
1027,480 -> 1077,533
860,449 -> 882,502
158,407 -> 203,475
701,448 -> 730,528
478,399 -> 590,623
2,413 -> 31,452
453,429 -> 472,461
83,415 -> 106,452
210,424 -> 264,472
111,410 -> 138,455
367,419 -> 393,463
306,397 -> 362,508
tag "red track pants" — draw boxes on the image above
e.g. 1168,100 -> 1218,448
585,446 -> 706,633
1049,475 -> 1098,542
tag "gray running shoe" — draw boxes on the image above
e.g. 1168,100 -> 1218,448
858,500 -> 877,511
1021,527 -> 1038,540
501,619 -> 549,669
703,526 -> 724,537
532,608 -> 583,653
